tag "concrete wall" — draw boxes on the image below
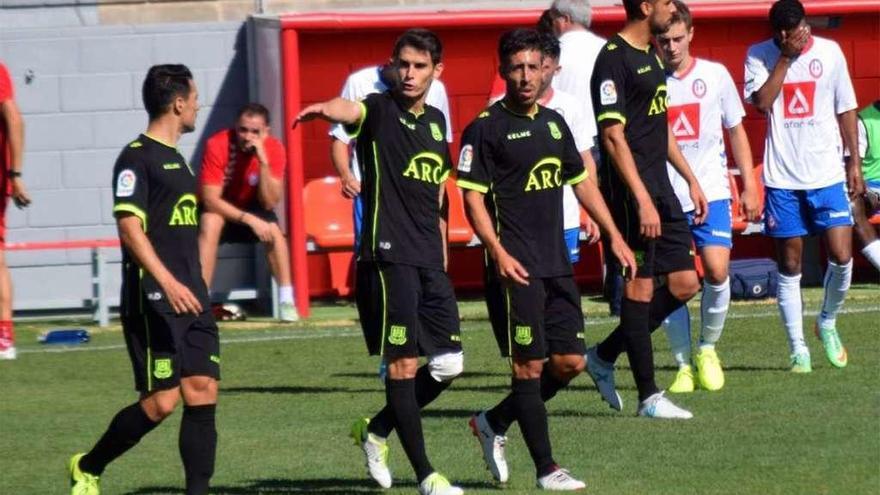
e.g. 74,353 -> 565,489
0,20 -> 254,310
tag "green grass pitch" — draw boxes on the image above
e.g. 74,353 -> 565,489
2,286 -> 878,494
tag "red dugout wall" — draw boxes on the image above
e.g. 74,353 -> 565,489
268,0 -> 880,316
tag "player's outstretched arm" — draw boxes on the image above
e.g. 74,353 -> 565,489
462,189 -> 529,286
727,124 -> 761,221
117,215 -> 202,315
748,25 -> 809,113
293,97 -> 362,127
667,125 -> 708,224
0,98 -> 30,208
600,122 -> 661,238
839,109 -> 866,200
572,179 -> 636,281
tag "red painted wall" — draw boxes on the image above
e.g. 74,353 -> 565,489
285,6 -> 880,297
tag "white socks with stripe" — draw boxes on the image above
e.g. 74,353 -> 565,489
817,259 -> 852,331
861,240 -> 880,270
662,305 -> 692,368
777,273 -> 807,355
699,278 -> 730,348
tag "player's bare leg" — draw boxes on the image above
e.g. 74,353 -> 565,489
198,212 -> 225,288
815,226 -> 853,368
0,248 -> 16,360
265,223 -> 297,321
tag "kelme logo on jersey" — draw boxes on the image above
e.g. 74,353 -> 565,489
783,81 -> 815,119
388,325 -> 408,345
153,358 -> 173,379
648,85 -> 668,116
668,103 -> 701,142
514,326 -> 533,346
524,157 -> 562,192
547,121 -> 562,140
403,152 -> 448,185
169,193 -> 198,226
429,122 -> 443,142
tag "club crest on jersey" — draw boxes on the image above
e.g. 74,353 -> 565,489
403,152 -> 448,185
116,169 -> 136,197
648,85 -> 668,116
668,103 -> 701,141
388,325 -> 407,345
153,358 -> 173,379
169,193 -> 198,226
458,145 -> 474,173
248,172 -> 259,186
782,81 -> 816,120
809,59 -> 823,78
514,325 -> 533,346
548,121 -> 563,140
600,79 -> 617,105
429,122 -> 444,142
525,157 -> 562,192
692,78 -> 707,99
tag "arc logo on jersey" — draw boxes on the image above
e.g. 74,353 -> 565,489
782,81 -> 816,119
648,85 -> 668,116
403,152 -> 448,185
525,157 -> 562,192
169,193 -> 198,226
668,104 -> 701,141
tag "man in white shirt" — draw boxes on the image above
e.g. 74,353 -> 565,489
657,0 -> 761,393
329,62 -> 453,247
744,0 -> 863,373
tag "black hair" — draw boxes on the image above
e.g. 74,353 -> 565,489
142,64 -> 193,121
539,32 -> 561,60
237,102 -> 271,125
623,0 -> 647,20
536,9 -> 557,36
770,0 -> 806,33
392,28 -> 443,65
498,28 -> 544,68
670,0 -> 692,29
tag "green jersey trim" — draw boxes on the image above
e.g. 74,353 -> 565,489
597,111 -> 627,124
347,101 -> 369,139
565,169 -> 589,186
114,203 -> 148,232
457,178 -> 489,194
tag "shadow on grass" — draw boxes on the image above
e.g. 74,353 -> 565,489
224,386 -> 356,395
422,408 -> 622,419
124,477 -> 497,494
224,380 -> 637,396
652,364 -> 790,372
330,371 -> 510,379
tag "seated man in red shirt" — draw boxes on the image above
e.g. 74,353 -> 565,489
198,103 -> 297,322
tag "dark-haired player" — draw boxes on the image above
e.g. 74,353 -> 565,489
69,64 -> 219,495
586,0 -> 706,419
198,102 -> 298,322
460,28 -> 635,490
745,0 -> 862,372
296,29 -> 463,495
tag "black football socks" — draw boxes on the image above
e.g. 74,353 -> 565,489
512,377 -> 556,477
386,378 -> 434,482
79,402 -> 160,476
368,364 -> 451,438
179,404 -> 217,495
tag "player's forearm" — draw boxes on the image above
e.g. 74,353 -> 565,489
839,109 -> 863,173
462,190 -> 504,259
751,57 -> 791,113
581,149 -> 599,186
573,179 -> 622,240
319,97 -> 363,125
117,216 -> 177,287
728,124 -> 757,191
256,169 -> 283,210
1,100 -> 24,171
202,192 -> 246,223
667,129 -> 699,186
330,139 -> 354,180
603,131 -> 652,203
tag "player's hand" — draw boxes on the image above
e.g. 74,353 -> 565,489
495,250 -> 529,286
865,189 -> 880,212
161,278 -> 202,315
609,235 -> 637,282
583,214 -> 601,245
292,103 -> 326,128
11,177 -> 31,209
740,186 -> 762,222
689,182 -> 709,225
341,175 -> 361,198
637,199 -> 661,239
780,24 -> 810,58
846,166 -> 866,201
249,129 -> 269,166
243,214 -> 274,244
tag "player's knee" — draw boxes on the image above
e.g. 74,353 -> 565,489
428,351 -> 464,383
705,266 -> 729,286
671,277 -> 701,301
181,376 -> 218,403
142,393 -> 180,421
551,354 -> 585,380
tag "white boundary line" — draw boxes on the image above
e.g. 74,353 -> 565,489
17,305 -> 878,355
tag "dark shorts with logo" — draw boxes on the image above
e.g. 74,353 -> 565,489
356,261 -> 462,359
219,207 -> 279,244
616,193 -> 695,278
122,299 -> 220,393
485,268 -> 585,360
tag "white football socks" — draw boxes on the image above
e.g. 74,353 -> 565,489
861,240 -> 880,271
818,259 -> 852,331
777,273 -> 807,355
699,278 -> 730,349
662,305 -> 692,367
279,285 -> 295,305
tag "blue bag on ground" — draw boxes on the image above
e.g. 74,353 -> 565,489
729,258 -> 778,300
